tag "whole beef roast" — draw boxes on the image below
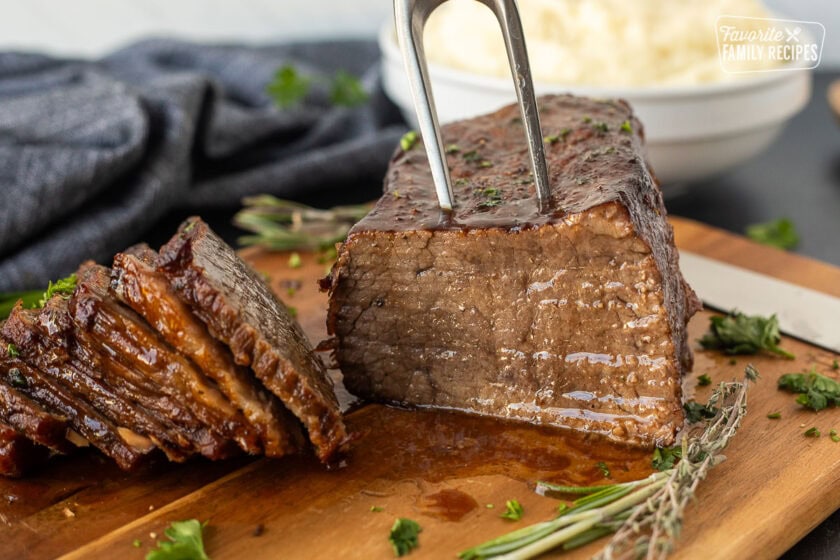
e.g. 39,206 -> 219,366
324,94 -> 700,448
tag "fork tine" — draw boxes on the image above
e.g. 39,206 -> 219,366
394,0 -> 551,213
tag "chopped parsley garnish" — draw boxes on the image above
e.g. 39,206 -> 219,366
778,369 -> 840,411
596,461 -> 611,478
591,121 -> 609,133
544,134 -> 560,144
475,187 -> 503,208
478,160 -> 493,168
288,252 -> 302,269
462,150 -> 482,163
400,131 -> 418,151
652,446 -> 682,471
766,411 -> 782,419
445,144 -> 461,154
329,70 -> 369,107
745,218 -> 799,250
286,305 -> 298,318
697,374 -> 712,387
832,359 -> 839,371
500,499 -> 524,521
804,427 -> 821,438
389,518 -> 421,557
145,519 -> 208,560
370,506 -> 384,512
831,429 -> 839,443
266,65 -> 311,108
133,539 -> 142,548
699,311 -> 794,359
684,401 -> 717,423
6,343 -> 19,358
582,116 -> 592,123
39,273 -> 77,307
620,120 -> 633,133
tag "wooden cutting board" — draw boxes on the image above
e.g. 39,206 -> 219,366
1,217 -> 839,560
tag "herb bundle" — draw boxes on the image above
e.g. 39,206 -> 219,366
234,195 -> 371,252
458,366 -> 757,560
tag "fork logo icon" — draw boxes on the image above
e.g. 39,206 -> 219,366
785,26 -> 802,43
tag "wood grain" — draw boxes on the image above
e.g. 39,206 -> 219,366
1,216 -> 838,560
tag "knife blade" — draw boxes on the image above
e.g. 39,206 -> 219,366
678,250 -> 840,354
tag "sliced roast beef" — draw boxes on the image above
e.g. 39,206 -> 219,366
0,421 -> 51,478
324,94 -> 701,448
1,315 -> 153,471
112,245 -> 303,457
0,363 -> 72,454
70,263 -> 256,457
158,218 -> 348,462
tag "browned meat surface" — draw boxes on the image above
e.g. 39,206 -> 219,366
0,421 -> 50,478
324,94 -> 700,448
112,245 -> 303,457
70,263 -> 250,458
158,218 -> 348,463
0,360 -> 72,454
1,313 -> 152,471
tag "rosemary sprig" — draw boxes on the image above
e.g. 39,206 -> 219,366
233,195 -> 371,251
459,365 -> 758,560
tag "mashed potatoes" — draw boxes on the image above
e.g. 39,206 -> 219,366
424,0 -> 780,86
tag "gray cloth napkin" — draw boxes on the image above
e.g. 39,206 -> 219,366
0,39 -> 407,291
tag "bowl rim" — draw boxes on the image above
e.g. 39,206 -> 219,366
378,22 -> 812,100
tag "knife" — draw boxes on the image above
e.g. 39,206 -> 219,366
678,250 -> 840,354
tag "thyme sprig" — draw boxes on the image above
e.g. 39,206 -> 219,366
234,195 -> 371,251
459,366 -> 758,560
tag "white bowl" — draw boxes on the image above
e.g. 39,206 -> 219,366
379,24 -> 812,185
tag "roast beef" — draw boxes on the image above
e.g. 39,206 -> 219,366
70,263 -> 250,458
0,365 -> 72,454
324,94 -> 700,448
158,218 -> 348,462
0,421 -> 50,478
112,245 -> 303,457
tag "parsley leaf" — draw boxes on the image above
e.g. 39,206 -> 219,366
652,446 -> 682,471
400,131 -> 418,151
767,411 -> 782,419
329,70 -> 369,107
699,311 -> 794,359
697,374 -> 712,387
778,370 -> 840,411
804,427 -> 821,438
288,252 -> 302,269
831,429 -> 839,443
684,401 -> 718,423
39,273 -> 77,307
389,518 -> 421,557
145,519 -> 209,560
266,65 -> 311,108
620,120 -> 633,133
6,343 -> 19,358
745,218 -> 799,250
596,461 -> 611,478
500,499 -> 524,521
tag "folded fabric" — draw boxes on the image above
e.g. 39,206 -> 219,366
0,39 -> 407,291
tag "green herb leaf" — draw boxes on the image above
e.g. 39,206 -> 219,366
697,374 -> 712,387
831,429 -> 839,443
832,359 -> 839,371
804,427 -> 821,438
778,370 -> 840,411
591,122 -> 609,133
329,70 -> 368,107
145,519 -> 209,560
544,134 -> 560,144
620,120 -> 633,133
370,506 -> 384,512
596,461 -> 611,479
400,131 -> 418,151
699,311 -> 794,359
288,252 -> 302,269
266,65 -> 311,108
652,446 -> 682,471
684,401 -> 718,423
39,274 -> 77,307
6,343 -> 19,358
500,499 -> 524,521
445,144 -> 461,154
766,411 -> 782,419
133,539 -> 142,548
745,218 -> 799,250
286,305 -> 297,318
389,518 -> 421,557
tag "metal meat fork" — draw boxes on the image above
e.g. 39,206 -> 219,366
394,0 -> 550,212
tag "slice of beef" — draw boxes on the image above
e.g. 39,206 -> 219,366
0,360 -> 73,454
112,245 -> 302,457
324,94 -> 701,448
158,218 -> 348,463
1,315 -> 152,471
70,262 -> 257,457
0,421 -> 50,478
